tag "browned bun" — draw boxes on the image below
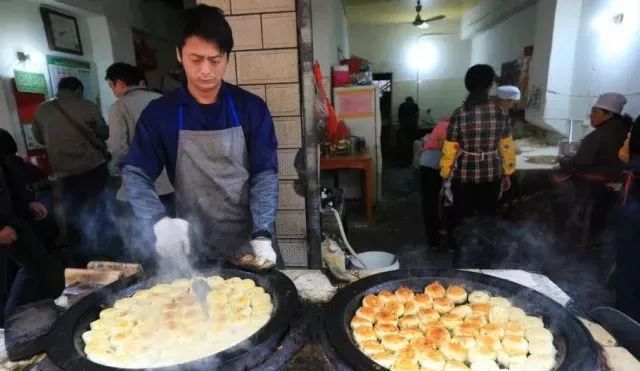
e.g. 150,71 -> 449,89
395,287 -> 415,303
362,294 -> 384,312
425,282 -> 446,299
446,285 -> 468,304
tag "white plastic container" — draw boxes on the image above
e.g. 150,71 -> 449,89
351,251 -> 400,276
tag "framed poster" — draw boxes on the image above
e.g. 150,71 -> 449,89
40,7 -> 83,55
46,56 -> 95,102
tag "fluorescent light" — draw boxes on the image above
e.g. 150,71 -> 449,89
407,41 -> 438,72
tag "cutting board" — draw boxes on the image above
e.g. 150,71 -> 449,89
64,268 -> 122,287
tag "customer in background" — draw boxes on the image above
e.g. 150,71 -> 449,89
440,65 -> 516,220
419,115 -> 450,250
615,117 -> 640,322
496,85 -> 521,112
32,77 -> 122,266
0,129 -> 64,324
105,63 -> 174,267
398,96 -> 420,165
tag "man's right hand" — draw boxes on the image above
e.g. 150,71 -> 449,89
0,226 -> 17,246
153,217 -> 190,257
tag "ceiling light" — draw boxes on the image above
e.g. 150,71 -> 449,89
418,22 -> 430,29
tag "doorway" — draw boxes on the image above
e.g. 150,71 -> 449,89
373,72 -> 392,158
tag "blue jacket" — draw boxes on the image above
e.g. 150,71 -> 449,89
121,83 -> 278,237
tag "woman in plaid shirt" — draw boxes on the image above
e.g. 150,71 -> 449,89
440,65 -> 516,222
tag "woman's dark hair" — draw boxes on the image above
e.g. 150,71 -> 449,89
463,64 -> 496,109
180,5 -> 233,56
58,76 -> 83,92
0,128 -> 18,159
105,63 -> 140,86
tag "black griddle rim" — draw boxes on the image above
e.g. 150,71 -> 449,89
324,268 -> 602,371
46,268 -> 299,371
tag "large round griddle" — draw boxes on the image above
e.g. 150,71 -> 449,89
324,269 -> 603,371
47,268 -> 299,371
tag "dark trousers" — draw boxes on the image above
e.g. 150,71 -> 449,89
614,196 -> 640,322
420,166 -> 442,248
60,163 -> 122,266
450,179 -> 501,267
1,221 -> 65,320
451,180 -> 502,222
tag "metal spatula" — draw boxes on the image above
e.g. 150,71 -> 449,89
190,277 -> 211,317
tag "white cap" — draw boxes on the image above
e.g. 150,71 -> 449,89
594,92 -> 627,115
496,85 -> 521,101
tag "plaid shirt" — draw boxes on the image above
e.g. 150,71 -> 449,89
447,101 -> 512,183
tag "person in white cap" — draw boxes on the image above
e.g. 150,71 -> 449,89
559,92 -> 631,171
496,85 -> 521,112
558,92 -> 633,249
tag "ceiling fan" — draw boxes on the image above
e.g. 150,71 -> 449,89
412,0 -> 446,29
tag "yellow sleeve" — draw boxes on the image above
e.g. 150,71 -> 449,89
618,135 -> 630,164
440,140 -> 459,179
499,136 -> 516,176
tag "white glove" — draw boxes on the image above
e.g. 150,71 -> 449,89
250,237 -> 277,266
153,217 -> 190,257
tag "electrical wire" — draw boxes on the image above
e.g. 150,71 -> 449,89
331,208 -> 368,269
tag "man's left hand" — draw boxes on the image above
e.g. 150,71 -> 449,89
250,237 -> 276,268
29,202 -> 48,221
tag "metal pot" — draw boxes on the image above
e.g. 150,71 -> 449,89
323,269 -> 603,371
46,268 -> 299,371
559,140 -> 581,157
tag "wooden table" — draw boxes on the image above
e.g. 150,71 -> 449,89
320,153 -> 374,226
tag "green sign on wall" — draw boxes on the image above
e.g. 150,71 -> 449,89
14,70 -> 48,95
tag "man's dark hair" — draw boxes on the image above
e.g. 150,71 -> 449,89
58,76 -> 83,92
180,5 -> 233,56
105,63 -> 140,86
134,66 -> 147,86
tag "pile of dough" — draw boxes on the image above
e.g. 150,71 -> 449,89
83,276 -> 272,368
351,283 -> 557,371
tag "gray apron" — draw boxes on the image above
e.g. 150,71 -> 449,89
173,93 -> 253,262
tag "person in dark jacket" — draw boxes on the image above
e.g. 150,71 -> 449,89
559,92 -> 631,172
0,129 -> 64,323
558,93 -> 632,247
398,96 -> 420,165
614,117 -> 640,322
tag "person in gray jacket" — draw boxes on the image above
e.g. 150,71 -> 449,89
33,77 -> 122,266
105,63 -> 174,265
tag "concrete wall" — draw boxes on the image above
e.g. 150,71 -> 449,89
568,0 -> 640,120
349,22 -> 471,123
312,0 -> 350,79
469,4 -> 537,73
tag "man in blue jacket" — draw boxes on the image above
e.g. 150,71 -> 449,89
121,5 -> 280,270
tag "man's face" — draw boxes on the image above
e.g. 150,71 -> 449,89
590,107 -> 612,127
178,36 -> 228,94
108,80 -> 128,98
